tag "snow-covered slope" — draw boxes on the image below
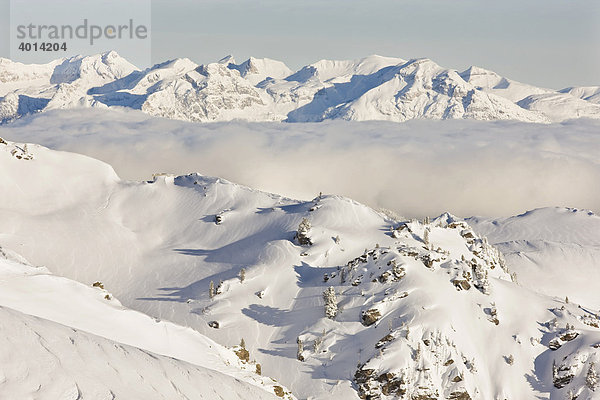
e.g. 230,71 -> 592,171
0,57 -> 62,96
0,306 -> 283,400
459,65 -> 550,103
518,93 -> 600,123
1,51 -> 599,124
468,207 -> 600,310
1,138 -> 599,399
560,86 -> 600,104
0,246 -> 292,399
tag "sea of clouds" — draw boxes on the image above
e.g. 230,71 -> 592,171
2,108 -> 599,218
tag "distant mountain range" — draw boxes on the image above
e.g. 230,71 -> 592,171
1,51 -> 599,124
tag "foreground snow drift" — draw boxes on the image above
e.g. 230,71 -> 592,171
0,305 -> 283,400
0,249 -> 293,399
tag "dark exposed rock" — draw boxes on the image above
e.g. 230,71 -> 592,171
553,373 -> 574,389
362,309 -> 382,326
273,385 -> 285,397
560,331 -> 579,342
208,320 -> 220,329
448,391 -> 471,400
214,214 -> 223,225
375,334 -> 395,349
234,347 -> 249,363
549,338 -> 562,350
452,279 -> 471,291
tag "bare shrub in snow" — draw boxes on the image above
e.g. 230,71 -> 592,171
209,280 -> 215,299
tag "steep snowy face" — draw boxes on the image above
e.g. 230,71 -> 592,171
2,52 -> 599,124
141,62 -> 270,122
0,93 -> 19,122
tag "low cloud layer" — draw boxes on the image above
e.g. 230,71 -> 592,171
2,108 -> 599,218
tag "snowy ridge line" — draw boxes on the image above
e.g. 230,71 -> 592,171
1,51 -> 599,124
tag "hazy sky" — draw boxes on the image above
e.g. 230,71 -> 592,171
1,0 -> 599,89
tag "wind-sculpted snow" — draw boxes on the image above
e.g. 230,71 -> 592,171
1,140 -> 599,399
1,51 -> 600,124
0,306 -> 283,400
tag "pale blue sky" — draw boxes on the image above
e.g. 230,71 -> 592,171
1,0 -> 599,89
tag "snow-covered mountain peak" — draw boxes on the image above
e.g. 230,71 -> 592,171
151,57 -> 198,74
218,54 -> 237,65
1,51 -> 600,124
228,57 -> 293,85
303,54 -> 407,83
459,65 -> 502,85
50,50 -> 139,85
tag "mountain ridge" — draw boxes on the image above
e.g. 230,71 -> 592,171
1,51 -> 599,124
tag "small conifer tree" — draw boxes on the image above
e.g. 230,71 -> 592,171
295,218 -> 312,246
587,362 -> 598,390
423,228 -> 430,247
297,337 -> 304,361
323,287 -> 338,319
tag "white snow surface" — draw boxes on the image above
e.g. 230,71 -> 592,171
560,86 -> 600,104
0,241 -> 291,399
1,51 -> 600,124
1,138 -> 599,399
468,207 -> 600,309
0,306 -> 281,400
